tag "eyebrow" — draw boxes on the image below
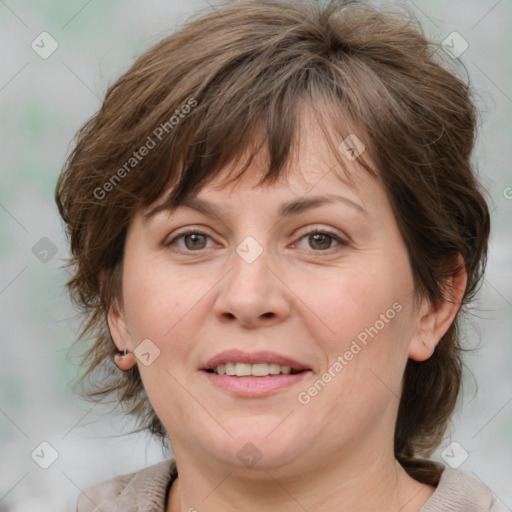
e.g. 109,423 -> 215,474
145,194 -> 368,221
277,194 -> 367,217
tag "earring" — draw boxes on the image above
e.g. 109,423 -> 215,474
114,348 -> 136,371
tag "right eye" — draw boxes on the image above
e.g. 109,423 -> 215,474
165,230 -> 214,252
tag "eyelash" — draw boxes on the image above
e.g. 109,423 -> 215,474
165,227 -> 348,254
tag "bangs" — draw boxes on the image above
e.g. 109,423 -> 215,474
139,79 -> 378,221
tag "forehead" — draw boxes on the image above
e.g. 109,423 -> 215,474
138,162 -> 383,240
141,106 -> 380,221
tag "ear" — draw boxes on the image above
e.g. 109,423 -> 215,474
106,296 -> 134,354
99,269 -> 134,355
408,254 -> 467,361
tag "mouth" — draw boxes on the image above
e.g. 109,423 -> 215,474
200,350 -> 312,397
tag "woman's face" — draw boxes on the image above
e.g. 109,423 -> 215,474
108,118 -> 433,474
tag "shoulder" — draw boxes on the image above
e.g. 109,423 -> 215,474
77,458 -> 177,512
420,463 -> 505,512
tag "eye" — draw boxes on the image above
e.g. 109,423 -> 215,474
165,227 -> 347,254
294,229 -> 346,252
166,230 -> 214,252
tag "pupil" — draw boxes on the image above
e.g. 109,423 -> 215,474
186,233 -> 206,249
310,233 -> 331,250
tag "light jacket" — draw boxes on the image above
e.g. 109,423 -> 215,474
77,458 -> 504,511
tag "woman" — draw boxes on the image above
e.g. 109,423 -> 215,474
55,0 -> 497,510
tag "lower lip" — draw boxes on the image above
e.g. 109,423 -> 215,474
202,370 -> 311,397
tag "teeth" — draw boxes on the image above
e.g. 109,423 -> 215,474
252,363 -> 270,376
213,362 -> 295,376
235,363 -> 252,376
269,363 -> 281,375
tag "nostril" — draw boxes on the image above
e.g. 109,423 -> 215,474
261,312 -> 274,318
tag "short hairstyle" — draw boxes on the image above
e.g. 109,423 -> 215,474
55,0 -> 490,485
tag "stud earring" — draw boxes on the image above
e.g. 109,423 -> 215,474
114,348 -> 136,371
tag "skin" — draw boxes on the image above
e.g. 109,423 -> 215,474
107,111 -> 467,512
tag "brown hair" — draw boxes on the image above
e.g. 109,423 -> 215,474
55,0 -> 490,484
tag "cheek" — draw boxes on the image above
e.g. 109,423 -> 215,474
292,263 -> 405,340
120,264 -> 207,413
121,260 -> 203,346
291,257 -> 414,392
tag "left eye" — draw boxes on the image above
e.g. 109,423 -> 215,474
295,230 -> 344,251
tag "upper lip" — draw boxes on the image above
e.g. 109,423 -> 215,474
201,350 -> 311,371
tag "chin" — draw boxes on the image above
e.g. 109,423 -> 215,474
195,418 -> 307,470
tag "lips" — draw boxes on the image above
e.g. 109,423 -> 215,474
201,349 -> 312,397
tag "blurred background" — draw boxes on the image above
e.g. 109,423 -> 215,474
0,0 -> 511,510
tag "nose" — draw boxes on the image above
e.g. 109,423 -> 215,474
212,242 -> 292,329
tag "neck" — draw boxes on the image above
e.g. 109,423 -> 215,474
167,446 -> 435,512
